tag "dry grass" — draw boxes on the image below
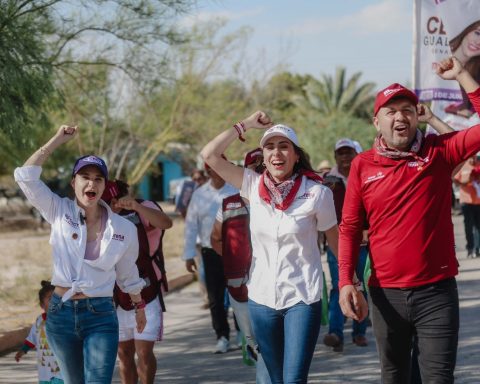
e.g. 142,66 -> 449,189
0,202 -> 186,334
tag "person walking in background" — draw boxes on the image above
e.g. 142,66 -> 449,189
15,281 -> 63,384
454,155 -> 480,258
322,138 -> 369,353
339,56 -> 480,384
201,114 -> 363,383
175,168 -> 208,218
102,179 -> 172,384
14,126 -> 146,384
210,147 -> 271,384
182,161 -> 237,353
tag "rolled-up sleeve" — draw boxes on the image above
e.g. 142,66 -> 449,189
115,226 -> 145,295
14,165 -> 62,224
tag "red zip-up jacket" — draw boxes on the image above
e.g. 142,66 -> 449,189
339,87 -> 480,289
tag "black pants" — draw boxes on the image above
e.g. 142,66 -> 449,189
202,247 -> 230,340
370,278 -> 459,384
461,203 -> 480,253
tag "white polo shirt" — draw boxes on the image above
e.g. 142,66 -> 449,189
241,169 -> 337,309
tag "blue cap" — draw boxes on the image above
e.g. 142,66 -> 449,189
72,155 -> 108,180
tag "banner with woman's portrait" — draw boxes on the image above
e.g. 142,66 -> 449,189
414,0 -> 480,129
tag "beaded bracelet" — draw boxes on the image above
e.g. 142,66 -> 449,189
233,121 -> 246,142
133,299 -> 146,313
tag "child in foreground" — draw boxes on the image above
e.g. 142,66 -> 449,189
15,280 -> 63,384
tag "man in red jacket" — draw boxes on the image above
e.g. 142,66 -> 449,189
339,57 -> 480,384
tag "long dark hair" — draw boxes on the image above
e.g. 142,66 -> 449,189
38,280 -> 54,306
449,21 -> 480,110
293,144 -> 317,174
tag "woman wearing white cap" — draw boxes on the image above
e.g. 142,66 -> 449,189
201,113 -> 367,383
14,125 -> 146,384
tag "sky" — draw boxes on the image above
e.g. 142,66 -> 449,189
184,0 -> 414,90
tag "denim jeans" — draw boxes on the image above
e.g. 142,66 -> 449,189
46,293 -> 119,384
370,278 -> 459,384
202,247 -> 230,340
326,246 -> 368,342
229,295 -> 271,384
248,299 -> 322,384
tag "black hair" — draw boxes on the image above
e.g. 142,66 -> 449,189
293,144 -> 316,174
114,180 -> 130,199
38,280 -> 55,306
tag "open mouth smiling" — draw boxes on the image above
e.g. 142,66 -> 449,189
85,191 -> 97,200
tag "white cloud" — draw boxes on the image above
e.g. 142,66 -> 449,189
179,7 -> 265,28
286,0 -> 411,36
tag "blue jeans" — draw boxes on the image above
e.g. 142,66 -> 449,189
326,246 -> 368,342
248,299 -> 322,384
46,293 -> 119,384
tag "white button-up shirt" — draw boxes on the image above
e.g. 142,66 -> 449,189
182,180 -> 237,260
14,165 -> 145,301
241,169 -> 337,309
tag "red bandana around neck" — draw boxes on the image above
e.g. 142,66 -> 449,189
258,169 -> 323,210
374,129 -> 426,168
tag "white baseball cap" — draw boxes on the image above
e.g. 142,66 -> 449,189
335,138 -> 357,152
260,124 -> 299,147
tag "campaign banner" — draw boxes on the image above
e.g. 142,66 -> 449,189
413,0 -> 480,103
175,180 -> 195,216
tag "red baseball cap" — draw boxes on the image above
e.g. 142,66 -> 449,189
243,147 -> 263,168
101,180 -> 120,203
374,83 -> 418,116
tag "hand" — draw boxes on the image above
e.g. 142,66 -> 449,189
14,350 -> 25,362
242,111 -> 274,131
417,103 -> 433,123
185,259 -> 197,273
135,309 -> 147,333
435,56 -> 464,80
51,125 -> 78,146
339,285 -> 368,322
111,196 -> 140,212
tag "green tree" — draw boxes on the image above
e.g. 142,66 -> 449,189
293,66 -> 376,120
286,67 -> 377,166
0,0 -> 195,174
0,1 -> 57,171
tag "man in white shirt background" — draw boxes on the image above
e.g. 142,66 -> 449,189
182,162 -> 237,353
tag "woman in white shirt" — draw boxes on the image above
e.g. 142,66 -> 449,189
201,112 -> 367,383
14,125 -> 146,384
